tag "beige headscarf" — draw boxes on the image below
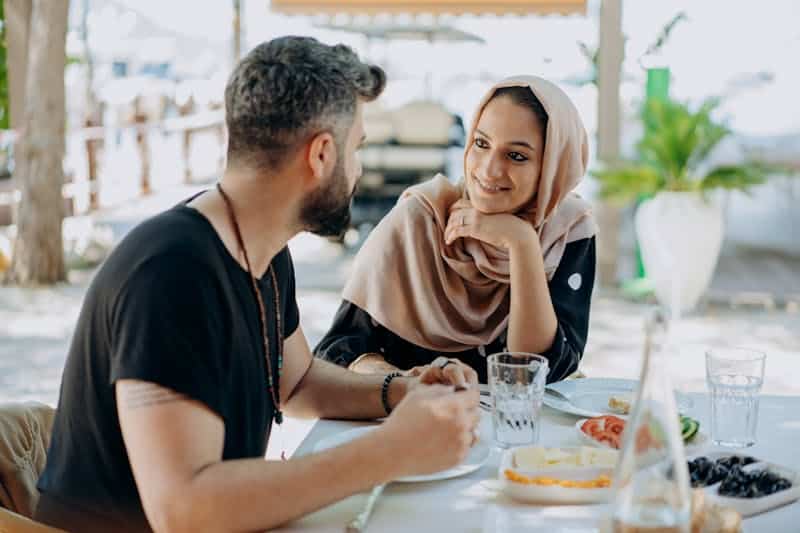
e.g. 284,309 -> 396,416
342,76 -> 597,352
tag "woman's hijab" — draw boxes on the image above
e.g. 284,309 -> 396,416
341,76 -> 597,352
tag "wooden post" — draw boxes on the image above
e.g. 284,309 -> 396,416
134,97 -> 151,196
183,128 -> 193,184
595,0 -> 624,286
179,97 -> 195,183
232,0 -> 242,65
84,116 -> 101,210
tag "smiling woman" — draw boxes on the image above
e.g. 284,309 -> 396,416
466,86 -> 547,214
315,76 -> 597,384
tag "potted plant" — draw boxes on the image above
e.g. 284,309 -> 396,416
593,98 -> 777,313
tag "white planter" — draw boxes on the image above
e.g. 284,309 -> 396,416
635,192 -> 724,314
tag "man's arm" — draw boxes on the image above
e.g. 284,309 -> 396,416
117,379 -> 477,533
348,353 -> 402,374
280,326 -> 477,419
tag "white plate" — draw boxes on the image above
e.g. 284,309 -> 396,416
575,418 -> 709,454
543,378 -> 636,418
313,425 -> 491,483
498,447 -> 613,504
544,378 -> 692,418
686,452 -> 800,517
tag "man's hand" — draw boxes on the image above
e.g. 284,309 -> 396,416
406,357 -> 479,390
378,384 -> 480,477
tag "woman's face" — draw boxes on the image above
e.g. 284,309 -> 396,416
464,95 -> 545,215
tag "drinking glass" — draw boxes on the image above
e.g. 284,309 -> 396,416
487,352 -> 548,448
705,348 -> 766,447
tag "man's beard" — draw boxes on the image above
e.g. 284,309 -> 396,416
298,157 -> 355,238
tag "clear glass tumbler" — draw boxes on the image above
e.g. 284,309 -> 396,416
487,352 -> 549,448
705,348 -> 766,448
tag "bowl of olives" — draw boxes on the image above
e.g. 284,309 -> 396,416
685,453 -> 799,517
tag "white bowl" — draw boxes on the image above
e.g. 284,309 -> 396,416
498,447 -> 614,505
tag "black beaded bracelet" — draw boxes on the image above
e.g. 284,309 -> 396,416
381,372 -> 403,416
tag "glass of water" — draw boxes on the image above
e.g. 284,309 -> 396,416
487,352 -> 549,448
705,348 -> 766,447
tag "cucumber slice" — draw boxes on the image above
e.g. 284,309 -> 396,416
680,416 -> 700,442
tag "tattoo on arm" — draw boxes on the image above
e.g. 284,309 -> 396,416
121,382 -> 188,409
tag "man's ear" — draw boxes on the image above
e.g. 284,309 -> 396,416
306,131 -> 336,189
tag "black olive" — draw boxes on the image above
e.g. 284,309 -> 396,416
717,456 -> 733,469
756,473 -> 773,491
728,465 -> 744,479
695,457 -> 711,471
717,467 -> 793,498
708,464 -> 728,485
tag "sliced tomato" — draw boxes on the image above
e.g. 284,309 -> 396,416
603,416 -> 626,435
581,418 -> 604,436
594,430 -> 620,449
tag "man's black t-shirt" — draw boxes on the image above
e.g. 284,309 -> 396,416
35,202 -> 299,532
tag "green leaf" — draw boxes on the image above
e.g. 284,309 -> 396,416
591,164 -> 662,204
700,164 -> 769,193
590,96 -> 785,203
643,11 -> 689,58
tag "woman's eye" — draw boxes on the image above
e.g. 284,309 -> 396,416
474,138 -> 489,149
509,152 -> 528,162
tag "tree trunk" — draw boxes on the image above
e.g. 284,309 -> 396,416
6,0 -> 68,285
5,0 -> 31,130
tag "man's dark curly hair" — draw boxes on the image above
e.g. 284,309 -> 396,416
224,36 -> 386,170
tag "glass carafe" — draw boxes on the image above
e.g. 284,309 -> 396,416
611,308 -> 691,533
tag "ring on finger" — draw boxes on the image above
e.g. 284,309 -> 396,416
471,428 -> 481,446
439,359 -> 456,370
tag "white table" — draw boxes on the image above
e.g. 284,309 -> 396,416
277,394 -> 800,532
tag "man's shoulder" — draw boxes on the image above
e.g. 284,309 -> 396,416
127,205 -> 212,245
98,207 -> 222,290
272,245 -> 292,267
123,206 -> 218,256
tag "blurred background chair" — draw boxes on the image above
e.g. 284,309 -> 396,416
0,403 -> 65,532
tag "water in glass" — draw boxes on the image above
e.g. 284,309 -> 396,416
705,348 -> 765,448
487,352 -> 548,448
707,374 -> 762,447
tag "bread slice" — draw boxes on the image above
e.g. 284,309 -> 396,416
597,490 -> 742,533
608,394 -> 632,415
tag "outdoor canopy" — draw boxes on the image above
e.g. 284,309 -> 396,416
269,0 -> 586,16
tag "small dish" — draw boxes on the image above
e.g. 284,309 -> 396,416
498,446 -> 615,505
575,418 -> 709,454
686,452 -> 800,517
